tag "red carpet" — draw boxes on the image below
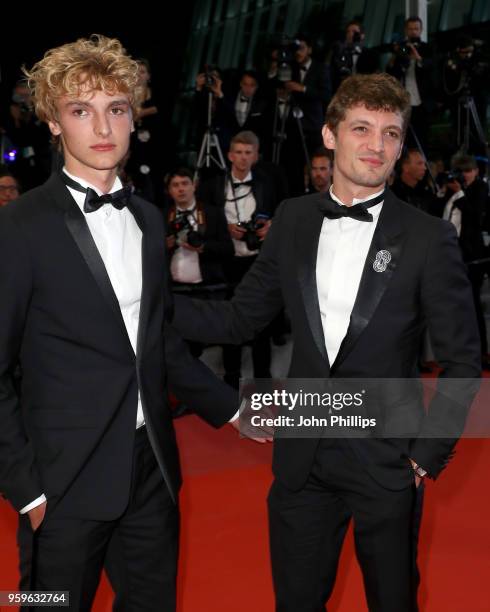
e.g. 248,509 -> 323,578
1,416 -> 489,611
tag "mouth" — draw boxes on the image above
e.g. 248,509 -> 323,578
91,144 -> 116,152
359,157 -> 384,168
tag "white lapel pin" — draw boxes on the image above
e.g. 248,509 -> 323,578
373,250 -> 391,273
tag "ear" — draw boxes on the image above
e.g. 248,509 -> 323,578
227,150 -> 234,164
322,125 -> 336,151
396,139 -> 404,161
48,119 -> 62,137
130,120 -> 135,134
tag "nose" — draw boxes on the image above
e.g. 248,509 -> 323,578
94,112 -> 111,138
367,130 -> 385,154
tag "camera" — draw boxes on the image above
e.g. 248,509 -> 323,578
237,213 -> 270,251
442,170 -> 465,187
168,215 -> 205,248
203,64 -> 219,88
276,37 -> 301,82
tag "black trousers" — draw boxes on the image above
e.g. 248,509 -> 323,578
17,427 -> 179,611
268,439 -> 423,612
223,256 -> 272,387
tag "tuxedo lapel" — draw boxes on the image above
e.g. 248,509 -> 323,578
44,175 -> 132,348
128,198 -> 152,360
332,190 -> 404,372
296,197 -> 330,367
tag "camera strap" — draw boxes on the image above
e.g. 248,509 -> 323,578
225,174 -> 254,224
169,202 -> 206,233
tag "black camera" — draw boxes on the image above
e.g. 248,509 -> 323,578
203,64 -> 219,88
237,213 -> 270,251
168,215 -> 205,248
276,37 -> 301,82
442,170 -> 466,187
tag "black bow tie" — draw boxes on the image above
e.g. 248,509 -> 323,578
232,180 -> 253,189
239,95 -> 250,103
61,172 -> 131,213
318,190 -> 385,222
300,65 -> 308,72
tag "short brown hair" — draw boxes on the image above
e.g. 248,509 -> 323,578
325,73 -> 411,135
230,130 -> 260,151
23,34 -> 141,124
451,153 -> 478,172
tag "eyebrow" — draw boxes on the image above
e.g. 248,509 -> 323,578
348,119 -> 402,131
64,99 -> 130,108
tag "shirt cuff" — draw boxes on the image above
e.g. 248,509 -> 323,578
19,494 -> 47,514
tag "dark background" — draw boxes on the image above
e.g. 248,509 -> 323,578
0,6 -> 194,124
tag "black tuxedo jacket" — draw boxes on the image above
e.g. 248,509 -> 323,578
0,173 -> 236,520
214,90 -> 268,153
173,189 -> 480,490
290,59 -> 331,134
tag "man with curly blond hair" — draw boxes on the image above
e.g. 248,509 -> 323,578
0,35 -> 237,610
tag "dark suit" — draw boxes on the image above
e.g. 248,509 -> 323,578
214,90 -> 268,154
167,201 -> 234,286
172,189 -> 480,610
0,173 -> 236,610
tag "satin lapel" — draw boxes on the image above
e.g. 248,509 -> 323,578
296,198 -> 330,367
331,191 -> 404,372
45,174 -> 132,346
127,199 -> 151,361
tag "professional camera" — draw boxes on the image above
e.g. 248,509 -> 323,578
276,37 -> 301,82
203,64 -> 219,88
237,212 -> 270,251
393,36 -> 421,68
441,169 -> 466,187
168,215 -> 205,249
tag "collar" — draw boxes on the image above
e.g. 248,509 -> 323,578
231,171 -> 253,184
329,185 -> 384,219
63,167 -> 123,213
176,198 -> 197,213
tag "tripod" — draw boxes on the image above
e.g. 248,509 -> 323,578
408,124 -> 438,194
271,91 -> 311,173
195,90 -> 226,179
457,92 -> 488,154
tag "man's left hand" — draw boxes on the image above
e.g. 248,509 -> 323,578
256,219 -> 272,240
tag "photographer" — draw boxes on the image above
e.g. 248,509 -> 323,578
199,131 -> 277,388
166,167 -> 233,291
443,35 -> 490,154
267,34 -> 331,195
443,154 -> 489,367
387,16 -> 434,148
391,148 -> 438,215
330,20 -> 379,93
5,80 -> 52,189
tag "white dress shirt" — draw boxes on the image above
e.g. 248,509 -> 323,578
316,187 -> 384,364
443,190 -> 464,237
405,59 -> 422,107
170,199 -> 203,284
20,168 -> 144,514
224,172 -> 258,257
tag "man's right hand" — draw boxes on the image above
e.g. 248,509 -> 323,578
28,500 -> 47,531
228,223 -> 247,241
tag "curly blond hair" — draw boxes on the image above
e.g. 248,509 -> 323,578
23,34 -> 142,123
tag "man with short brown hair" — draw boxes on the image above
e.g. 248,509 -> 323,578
173,73 -> 480,610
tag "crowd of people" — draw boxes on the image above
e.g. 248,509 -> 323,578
0,28 -> 484,611
1,17 -> 490,375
